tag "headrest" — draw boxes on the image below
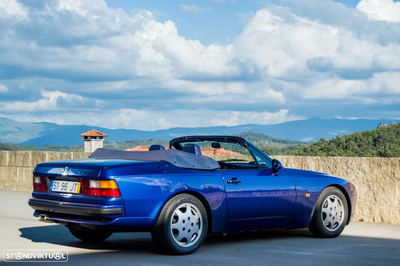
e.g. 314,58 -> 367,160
182,144 -> 202,155
149,145 -> 166,151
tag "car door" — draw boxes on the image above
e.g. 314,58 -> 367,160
220,143 -> 296,229
224,168 -> 296,220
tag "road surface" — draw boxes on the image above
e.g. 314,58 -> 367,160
1,189 -> 399,265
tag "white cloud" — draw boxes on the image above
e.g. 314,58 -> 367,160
302,78 -> 361,99
233,6 -> 400,103
0,0 -> 27,19
6,108 -> 302,131
288,71 -> 400,102
0,1 -> 237,82
254,88 -> 286,104
57,0 -> 108,16
0,84 -> 8,92
234,9 -> 340,79
1,90 -> 102,112
1,0 -> 400,131
181,4 -> 211,14
357,0 -> 400,22
235,12 -> 255,23
153,35 -> 239,78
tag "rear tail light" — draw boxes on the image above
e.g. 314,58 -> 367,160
81,179 -> 121,197
33,176 -> 48,192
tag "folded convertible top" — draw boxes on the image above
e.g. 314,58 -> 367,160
89,148 -> 220,170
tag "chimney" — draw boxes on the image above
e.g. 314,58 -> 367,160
80,129 -> 107,153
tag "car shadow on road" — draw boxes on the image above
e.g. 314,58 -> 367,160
19,224 -> 314,253
19,224 -> 159,254
17,224 -> 400,265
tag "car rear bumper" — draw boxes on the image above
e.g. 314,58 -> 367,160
29,198 -> 155,231
28,198 -> 123,216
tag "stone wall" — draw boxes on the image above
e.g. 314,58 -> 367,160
274,156 -> 400,225
0,151 -> 399,225
0,151 -> 90,191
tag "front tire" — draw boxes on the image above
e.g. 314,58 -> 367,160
309,187 -> 348,238
151,194 -> 208,255
68,227 -> 112,243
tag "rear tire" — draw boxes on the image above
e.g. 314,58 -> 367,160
309,187 -> 348,238
151,194 -> 208,255
69,227 -> 112,243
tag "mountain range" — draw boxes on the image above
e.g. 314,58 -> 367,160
0,117 -> 398,147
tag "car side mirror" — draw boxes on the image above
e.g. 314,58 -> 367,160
272,159 -> 282,173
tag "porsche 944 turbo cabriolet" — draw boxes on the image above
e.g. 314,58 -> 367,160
29,135 -> 357,255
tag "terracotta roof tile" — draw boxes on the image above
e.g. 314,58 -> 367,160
201,147 -> 243,156
125,146 -> 169,151
80,129 -> 107,137
125,146 -> 150,151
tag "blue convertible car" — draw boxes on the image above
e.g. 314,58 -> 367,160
29,135 -> 357,254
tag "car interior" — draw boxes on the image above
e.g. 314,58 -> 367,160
156,141 -> 272,170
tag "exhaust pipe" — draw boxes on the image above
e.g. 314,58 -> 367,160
38,214 -> 54,223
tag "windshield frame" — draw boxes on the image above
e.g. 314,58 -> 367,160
169,135 -> 273,169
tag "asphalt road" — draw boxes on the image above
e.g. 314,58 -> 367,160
1,189 -> 400,266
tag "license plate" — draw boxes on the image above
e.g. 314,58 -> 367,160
50,180 -> 81,194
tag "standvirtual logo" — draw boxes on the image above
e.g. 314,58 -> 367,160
4,249 -> 68,262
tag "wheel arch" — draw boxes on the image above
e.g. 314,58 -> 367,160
154,190 -> 213,233
330,184 -> 353,225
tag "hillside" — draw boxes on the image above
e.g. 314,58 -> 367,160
1,117 -> 399,146
0,139 -> 169,152
0,117 -> 58,144
0,132 -> 301,152
234,132 -> 304,148
104,139 -> 169,151
2,124 -> 400,157
286,122 -> 400,157
0,142 -> 83,152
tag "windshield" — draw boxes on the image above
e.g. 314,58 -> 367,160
174,140 -> 272,170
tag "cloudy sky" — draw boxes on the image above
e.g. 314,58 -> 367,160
0,0 -> 399,131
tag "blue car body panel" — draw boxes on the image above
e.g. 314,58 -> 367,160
29,137 -> 357,235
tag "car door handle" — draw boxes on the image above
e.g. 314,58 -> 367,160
227,178 -> 242,184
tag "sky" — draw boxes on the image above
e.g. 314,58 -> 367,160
0,0 -> 399,131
